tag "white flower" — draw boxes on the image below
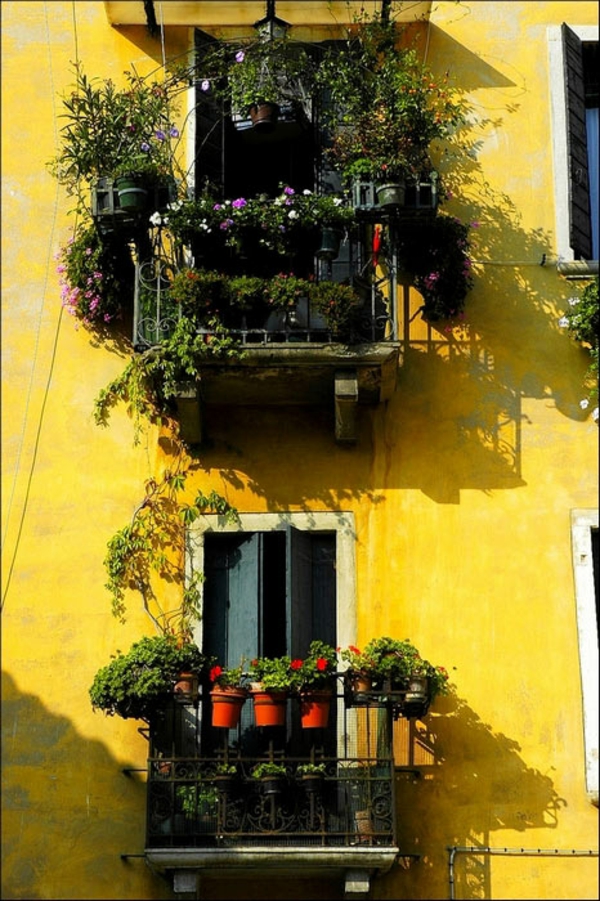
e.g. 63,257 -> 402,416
200,79 -> 211,92
302,189 -> 312,196
288,209 -> 298,219
580,398 -> 590,410
333,197 -> 342,206
558,316 -> 569,328
593,407 -> 599,422
567,296 -> 580,306
167,200 -> 183,211
149,211 -> 162,227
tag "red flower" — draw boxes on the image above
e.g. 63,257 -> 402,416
291,659 -> 303,670
209,665 -> 223,682
316,658 -> 328,672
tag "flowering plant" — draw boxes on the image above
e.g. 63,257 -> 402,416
559,277 -> 599,420
166,186 -> 355,255
291,640 -> 338,691
56,223 -> 133,325
209,661 -> 247,690
316,13 -> 466,186
397,214 -> 474,321
48,62 -> 186,213
309,281 -> 364,341
338,644 -> 379,676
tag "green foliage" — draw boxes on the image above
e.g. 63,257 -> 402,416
362,636 -> 451,699
316,12 -> 467,185
309,281 -> 364,341
296,762 -> 326,776
250,762 -> 288,779
48,62 -> 186,212
89,634 -> 207,720
177,783 -> 219,819
560,277 -> 599,413
248,655 -> 296,691
209,660 -> 247,689
198,36 -> 316,114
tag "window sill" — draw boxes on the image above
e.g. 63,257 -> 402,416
557,260 -> 598,279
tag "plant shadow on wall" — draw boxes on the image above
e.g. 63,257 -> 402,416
393,691 -> 568,901
0,672 -> 168,899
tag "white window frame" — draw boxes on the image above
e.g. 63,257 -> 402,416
548,24 -> 599,265
186,510 -> 357,655
571,508 -> 599,805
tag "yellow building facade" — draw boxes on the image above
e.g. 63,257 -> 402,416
2,2 -> 598,899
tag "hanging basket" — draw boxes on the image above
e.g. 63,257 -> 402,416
210,686 -> 247,728
250,689 -> 288,727
316,227 -> 342,261
249,102 -> 279,132
299,690 -> 332,728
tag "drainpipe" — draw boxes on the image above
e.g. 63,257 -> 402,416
447,846 -> 599,901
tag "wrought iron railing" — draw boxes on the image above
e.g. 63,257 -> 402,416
143,677 -> 430,850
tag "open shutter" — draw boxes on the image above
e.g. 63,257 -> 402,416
562,23 -> 593,260
202,533 -> 260,667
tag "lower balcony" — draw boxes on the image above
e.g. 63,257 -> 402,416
140,687 -> 420,895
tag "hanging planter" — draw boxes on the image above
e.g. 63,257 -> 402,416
174,671 -> 199,703
316,227 -> 342,261
248,101 -> 279,132
376,181 -> 406,210
402,675 -> 430,718
210,686 -> 248,728
299,689 -> 332,728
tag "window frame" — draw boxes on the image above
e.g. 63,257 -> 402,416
548,23 -> 599,266
571,508 -> 599,806
186,511 -> 357,656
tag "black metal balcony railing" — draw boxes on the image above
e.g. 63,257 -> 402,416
144,682 -> 414,851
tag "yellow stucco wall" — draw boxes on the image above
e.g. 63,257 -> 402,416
2,2 -> 598,899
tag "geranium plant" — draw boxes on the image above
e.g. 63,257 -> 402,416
361,635 -> 451,699
209,661 -> 247,690
291,640 -> 338,692
247,654 -> 297,692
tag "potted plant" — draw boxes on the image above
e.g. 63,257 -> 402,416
211,762 -> 239,797
177,781 -> 220,829
338,644 -> 380,697
316,11 -> 465,208
296,761 -> 327,793
291,640 -> 338,729
208,661 -> 248,729
48,61 -> 186,223
247,654 -> 297,727
250,761 -> 288,794
198,32 -> 316,132
360,635 -> 451,716
308,280 -> 364,343
88,634 -> 207,720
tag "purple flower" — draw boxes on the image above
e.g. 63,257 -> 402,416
232,198 -> 247,209
155,130 -> 166,141
213,203 -> 223,211
284,186 -> 295,196
200,79 -> 210,92
169,126 -> 179,138
140,142 -> 150,152
235,50 -> 245,63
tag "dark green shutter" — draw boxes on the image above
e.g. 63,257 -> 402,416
562,23 -> 592,260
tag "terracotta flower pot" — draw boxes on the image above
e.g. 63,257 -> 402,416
174,672 -> 199,703
299,689 -> 332,728
210,686 -> 247,728
250,689 -> 288,727
249,102 -> 279,132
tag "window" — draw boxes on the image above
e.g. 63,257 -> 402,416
548,24 -> 599,264
187,511 -> 357,751
571,509 -> 599,805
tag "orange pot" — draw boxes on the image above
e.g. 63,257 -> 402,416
174,672 -> 198,703
299,690 -> 332,728
250,690 -> 288,727
210,687 -> 247,728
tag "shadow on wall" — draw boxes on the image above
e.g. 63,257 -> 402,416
392,691 -> 568,901
0,671 -> 174,901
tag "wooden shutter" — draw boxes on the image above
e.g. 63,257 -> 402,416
562,23 -> 593,260
286,527 -> 336,656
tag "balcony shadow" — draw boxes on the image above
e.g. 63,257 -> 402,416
394,691 -> 567,900
1,671 -> 173,900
